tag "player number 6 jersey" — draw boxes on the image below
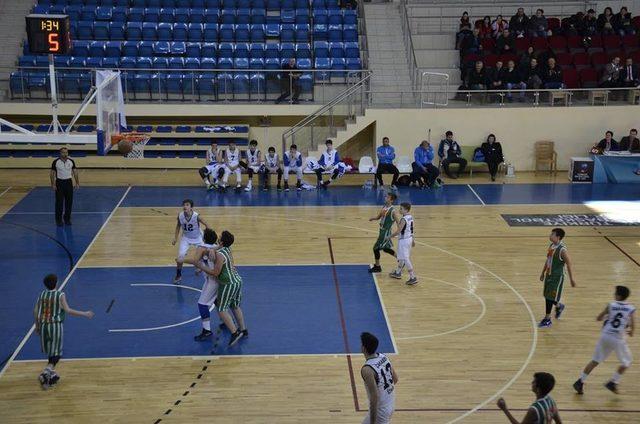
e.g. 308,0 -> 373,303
602,301 -> 636,338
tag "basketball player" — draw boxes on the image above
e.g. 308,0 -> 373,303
34,274 -> 94,389
389,202 -> 417,285
538,228 -> 576,328
360,332 -> 398,424
189,228 -> 219,341
222,141 -> 243,191
241,139 -> 263,192
497,372 -> 562,424
314,139 -> 343,189
283,144 -> 304,192
573,285 -> 635,395
263,146 -> 283,191
198,141 -> 223,190
172,199 -> 210,284
368,192 -> 398,273
188,231 -> 247,347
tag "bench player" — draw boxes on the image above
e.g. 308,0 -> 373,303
368,192 -> 399,273
360,332 -> 398,424
314,139 -> 343,189
574,285 -> 635,395
263,146 -> 283,191
283,144 -> 304,192
389,202 -> 418,285
172,199 -> 210,284
241,139 -> 263,192
221,141 -> 243,191
199,141 -> 223,190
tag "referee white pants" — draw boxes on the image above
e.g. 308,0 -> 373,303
592,333 -> 633,367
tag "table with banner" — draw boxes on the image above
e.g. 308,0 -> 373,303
590,152 -> 640,183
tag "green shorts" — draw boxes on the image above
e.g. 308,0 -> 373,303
218,281 -> 242,311
373,230 -> 393,251
543,275 -> 564,302
40,322 -> 64,357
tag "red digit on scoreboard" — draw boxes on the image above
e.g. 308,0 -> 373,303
48,32 -> 60,53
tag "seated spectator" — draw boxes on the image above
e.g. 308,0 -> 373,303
489,61 -> 505,91
528,9 -> 550,38
503,60 -> 527,101
411,140 -> 440,188
542,58 -> 564,89
597,7 -> 615,36
620,129 -> 640,152
495,29 -> 515,54
562,12 -> 585,36
613,7 -> 636,36
481,134 -> 504,181
438,131 -> 467,179
340,0 -> 357,9
509,8 -> 528,38
619,57 -> 639,88
583,9 -> 598,36
492,15 -> 509,37
523,57 -> 543,89
591,130 -> 619,154
456,23 -> 474,51
519,46 -> 536,70
478,16 -> 492,39
600,56 -> 621,88
375,136 -> 400,189
465,61 -> 489,90
459,11 -> 470,30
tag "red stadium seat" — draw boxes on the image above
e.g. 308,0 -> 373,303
602,35 -> 621,51
547,17 -> 561,32
532,37 -> 548,51
632,16 -> 640,30
621,34 -> 639,51
563,68 -> 579,88
555,52 -> 572,66
567,35 -> 585,53
607,51 -> 625,62
462,53 -> 481,65
631,51 -> 640,63
572,52 -> 590,70
499,53 -> 518,65
579,68 -> 598,88
481,38 -> 495,51
587,34 -> 603,53
549,35 -> 567,52
482,53 -> 498,68
590,51 -> 608,70
514,36 -> 531,52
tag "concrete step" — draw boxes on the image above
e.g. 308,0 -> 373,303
412,34 -> 456,50
415,49 -> 459,68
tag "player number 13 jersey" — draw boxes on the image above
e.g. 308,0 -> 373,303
363,353 -> 395,409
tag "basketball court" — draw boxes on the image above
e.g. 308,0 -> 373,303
1,180 -> 639,423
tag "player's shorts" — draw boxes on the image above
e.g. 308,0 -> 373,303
225,161 -> 240,170
592,333 -> 633,367
205,163 -> 221,176
198,277 -> 218,306
361,405 -> 394,424
217,281 -> 242,311
178,236 -> 204,260
247,164 -> 262,173
265,165 -> 281,173
40,322 -> 63,357
373,229 -> 394,251
397,238 -> 412,261
543,274 -> 564,302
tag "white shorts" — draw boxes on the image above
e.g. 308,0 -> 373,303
178,236 -> 203,260
205,163 -> 221,176
592,333 -> 633,367
247,164 -> 262,173
397,238 -> 413,261
198,277 -> 218,306
226,161 -> 240,170
361,405 -> 394,424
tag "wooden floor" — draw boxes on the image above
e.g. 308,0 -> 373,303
0,176 -> 639,424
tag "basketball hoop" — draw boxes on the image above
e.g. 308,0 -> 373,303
111,133 -> 150,160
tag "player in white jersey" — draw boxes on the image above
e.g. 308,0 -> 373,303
172,199 -> 210,284
263,146 -> 283,191
240,139 -> 263,192
198,141 -> 223,190
314,139 -> 347,189
360,332 -> 398,424
574,285 -> 635,395
389,202 -> 418,285
283,144 -> 304,191
189,228 -> 219,341
221,141 -> 243,191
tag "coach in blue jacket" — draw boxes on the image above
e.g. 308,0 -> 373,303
412,140 -> 440,188
375,137 -> 400,188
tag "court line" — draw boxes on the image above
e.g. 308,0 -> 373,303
395,276 -> 487,341
603,236 -> 640,268
392,407 -> 640,413
2,211 -> 112,215
0,186 -> 132,380
370,274 -> 399,354
0,187 -> 12,197
77,262 -> 371,269
466,184 -> 486,206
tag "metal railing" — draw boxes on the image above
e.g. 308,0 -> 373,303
400,0 -> 421,91
282,70 -> 371,154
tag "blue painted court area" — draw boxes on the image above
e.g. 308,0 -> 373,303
16,265 -> 394,359
0,187 -> 125,372
471,183 -> 640,205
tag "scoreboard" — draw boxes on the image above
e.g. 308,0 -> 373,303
26,14 -> 71,55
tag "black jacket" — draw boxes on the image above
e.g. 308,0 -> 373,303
619,136 -> 640,152
509,14 -> 529,33
502,67 -> 522,84
619,64 -> 639,83
596,138 -> 620,151
481,141 -> 504,162
543,65 -> 563,83
466,68 -> 489,86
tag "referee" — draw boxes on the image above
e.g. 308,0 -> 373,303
50,147 -> 79,226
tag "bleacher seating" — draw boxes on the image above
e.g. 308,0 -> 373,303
12,0 -> 361,101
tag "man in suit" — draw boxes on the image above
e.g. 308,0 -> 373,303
619,129 -> 640,153
600,56 -> 622,88
592,130 -> 619,154
438,131 -> 467,179
619,58 -> 639,87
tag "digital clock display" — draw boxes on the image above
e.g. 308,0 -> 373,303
26,14 -> 71,55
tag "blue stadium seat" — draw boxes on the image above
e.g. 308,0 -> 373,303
295,42 -> 311,59
184,57 -> 200,70
169,57 -> 185,69
9,73 -> 26,98
328,24 -> 342,41
265,23 -> 279,38
265,43 -> 279,58
18,56 -> 36,67
138,40 -> 154,56
53,56 -> 69,67
236,24 -> 250,42
80,6 -> 96,21
191,8 -> 206,23
203,23 -> 218,42
120,56 -> 137,69
295,0 -> 307,8
251,9 -> 266,24
72,40 -> 91,56
153,41 -> 171,55
95,6 -> 113,20
115,0 -> 129,6
234,72 -> 250,95
164,73 -> 182,95
329,41 -> 343,59
133,73 -> 150,94
250,42 -> 265,58
197,74 -> 216,97
142,22 -> 158,40
219,43 -> 234,56
313,40 -> 328,57
89,41 -> 106,57
222,0 -> 236,8
191,0 -> 206,8
174,8 -> 189,23
311,0 -> 324,9
235,42 -> 249,57
297,57 -> 312,92
314,56 -> 330,80
136,56 -> 153,71
249,57 -> 264,68
295,8 -> 310,25
237,0 -> 250,8
205,0 -> 220,7
343,24 -> 358,42
69,56 -> 87,67
343,9 -> 357,25
221,9 -> 236,24
174,23 -> 188,41
346,57 -> 361,70
186,42 -> 201,57
161,0 -> 176,8
105,41 -> 122,57
148,0 -> 162,8
145,7 -> 160,22
235,57 -> 249,68
204,9 -> 219,23
159,8 -> 175,23
170,41 -> 186,54
109,22 -> 126,41
331,57 -> 345,77
77,21 -> 93,39
122,41 -> 138,57
158,23 -> 173,41
280,24 -> 294,42
313,23 -> 327,41
249,71 -> 266,96
188,23 -> 203,41
128,8 -> 144,22
344,41 -> 358,58
156,125 -> 173,132
281,9 -> 295,24
103,57 -> 120,68
279,42 -> 295,60
266,0 -> 279,11
328,9 -> 342,25
153,57 -> 169,68
218,56 -> 233,69
201,42 -> 217,57
65,6 -> 82,21
86,0 -> 99,5
250,24 -> 265,42
126,22 -> 144,41
219,24 -> 234,41
200,57 -> 216,68
93,22 -> 110,40
237,8 -> 251,24
35,56 -> 50,68
327,0 -> 339,9
295,23 -> 309,41
281,0 -> 293,9
252,0 -> 266,8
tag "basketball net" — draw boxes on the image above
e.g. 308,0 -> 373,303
111,133 -> 150,160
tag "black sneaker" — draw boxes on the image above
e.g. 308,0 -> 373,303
219,322 -> 227,330
49,373 -> 60,386
573,379 -> 584,394
228,330 -> 244,347
64,219 -> 72,225
55,221 -> 63,227
296,182 -> 302,191
538,318 -> 552,328
194,329 -> 213,341
284,183 -> 290,192
322,181 -> 330,190
241,329 -> 249,337
604,381 -> 618,394
277,184 -> 282,191
368,265 -> 382,273
38,372 -> 51,390
555,303 -> 565,319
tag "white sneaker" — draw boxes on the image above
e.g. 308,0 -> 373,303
244,183 -> 252,192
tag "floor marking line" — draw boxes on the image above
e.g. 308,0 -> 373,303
3,211 -> 112,215
604,236 -> 640,268
77,263 -> 370,269
467,184 -> 486,206
0,187 -> 12,197
0,186 -> 131,379
371,274 -> 399,354
12,353 -> 378,362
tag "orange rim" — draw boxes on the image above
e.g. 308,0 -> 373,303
111,133 -> 149,145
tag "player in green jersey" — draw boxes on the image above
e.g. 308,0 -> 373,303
33,274 -> 94,389
368,192 -> 400,273
538,228 -> 577,328
497,372 -> 562,424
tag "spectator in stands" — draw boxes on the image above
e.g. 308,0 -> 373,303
375,137 -> 400,189
411,140 -> 440,188
438,131 -> 467,179
489,61 -> 505,93
519,46 -> 536,70
481,134 -> 504,181
459,11 -> 470,29
542,58 -> 564,89
583,9 -> 598,36
478,16 -> 493,39
613,7 -> 636,36
592,131 -> 619,154
600,56 -> 621,88
456,23 -> 474,51
528,9 -> 550,38
597,7 -> 615,36
340,0 -> 357,10
509,8 -> 529,38
466,61 -> 489,90
275,58 -> 301,104
492,15 -> 509,37
495,29 -> 515,54
524,57 -> 543,89
619,58 -> 639,88
562,12 -> 585,36
620,129 -> 640,153
503,60 -> 526,101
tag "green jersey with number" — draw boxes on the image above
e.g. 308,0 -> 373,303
530,395 -> 558,424
218,246 -> 242,286
544,242 -> 565,280
37,290 -> 65,324
379,206 -> 395,231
